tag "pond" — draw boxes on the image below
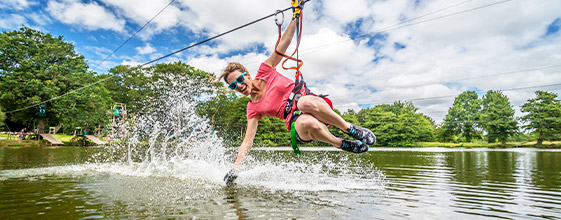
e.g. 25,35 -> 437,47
0,146 -> 560,219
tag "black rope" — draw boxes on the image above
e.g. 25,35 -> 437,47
142,6 -> 296,66
5,4 -> 300,114
91,0 -> 176,72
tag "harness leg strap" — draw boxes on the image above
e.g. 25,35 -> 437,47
290,121 -> 301,155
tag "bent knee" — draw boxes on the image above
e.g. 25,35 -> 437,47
295,115 -> 323,131
297,96 -> 321,113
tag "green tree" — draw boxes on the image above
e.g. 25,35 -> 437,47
480,90 -> 518,143
101,65 -> 149,113
436,124 -> 456,142
0,27 -> 112,131
0,107 -> 6,124
105,62 -> 217,114
359,101 -> 435,146
197,93 -> 249,146
256,116 -> 290,146
441,91 -> 482,142
418,114 -> 437,142
520,91 -> 561,145
341,109 -> 359,125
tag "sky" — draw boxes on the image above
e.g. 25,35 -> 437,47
1,0 -> 560,123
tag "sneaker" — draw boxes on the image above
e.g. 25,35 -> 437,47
346,124 -> 376,145
340,139 -> 369,154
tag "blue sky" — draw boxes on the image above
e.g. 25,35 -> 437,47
1,0 -> 560,122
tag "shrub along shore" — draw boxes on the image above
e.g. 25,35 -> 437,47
1,133 -> 559,149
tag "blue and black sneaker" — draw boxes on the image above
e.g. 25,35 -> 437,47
340,139 -> 369,154
346,124 -> 376,145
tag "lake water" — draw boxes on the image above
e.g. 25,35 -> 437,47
0,146 -> 559,219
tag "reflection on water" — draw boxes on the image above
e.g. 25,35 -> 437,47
1,77 -> 560,219
1,147 -> 560,219
370,149 -> 561,219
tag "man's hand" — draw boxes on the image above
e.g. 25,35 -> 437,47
223,169 -> 238,187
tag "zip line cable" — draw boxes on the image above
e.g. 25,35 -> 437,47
5,0 -> 539,115
242,0 -> 476,66
341,64 -> 561,99
337,82 -> 561,108
385,64 -> 561,89
320,64 -> 561,100
141,5 -> 298,66
5,0 -> 177,114
6,3 -> 302,114
300,0 -> 514,57
240,0 -> 526,89
90,0 -> 176,73
362,0 -> 513,39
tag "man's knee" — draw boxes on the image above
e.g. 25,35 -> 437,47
296,115 -> 322,131
297,96 -> 322,113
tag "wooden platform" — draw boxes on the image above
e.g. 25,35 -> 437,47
84,135 -> 105,145
40,134 -> 63,145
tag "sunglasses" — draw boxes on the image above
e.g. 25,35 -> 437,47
228,72 -> 247,90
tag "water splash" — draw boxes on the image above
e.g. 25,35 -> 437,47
1,71 -> 385,193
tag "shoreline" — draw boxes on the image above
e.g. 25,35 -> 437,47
1,139 -> 560,149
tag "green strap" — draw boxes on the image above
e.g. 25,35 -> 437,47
290,122 -> 301,155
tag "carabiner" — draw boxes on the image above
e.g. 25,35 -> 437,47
275,10 -> 284,26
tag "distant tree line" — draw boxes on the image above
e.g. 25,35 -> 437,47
1,27 -> 560,146
440,90 -> 561,145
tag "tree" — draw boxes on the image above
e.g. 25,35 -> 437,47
480,90 -> 518,143
436,124 -> 456,142
417,114 -> 437,142
441,91 -> 482,142
256,116 -> 290,146
196,93 -> 250,146
359,101 -> 435,146
104,62 -> 218,114
0,27 -> 112,131
520,91 -> 561,145
0,107 -> 5,124
330,109 -> 360,138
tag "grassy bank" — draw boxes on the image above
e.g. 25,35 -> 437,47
0,139 -> 42,147
414,141 -> 561,148
0,134 -> 88,147
2,133 -> 560,149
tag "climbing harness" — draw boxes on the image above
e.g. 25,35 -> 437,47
275,0 -> 307,154
275,0 -> 332,155
289,95 -> 333,155
290,120 -> 301,155
275,0 -> 308,119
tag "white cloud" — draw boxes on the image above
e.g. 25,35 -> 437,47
307,0 -> 561,120
173,0 -> 561,123
323,0 -> 374,25
136,43 -> 157,55
0,14 -> 27,29
46,0 -> 125,31
187,55 -> 227,77
100,0 -> 183,40
19,0 -> 559,123
82,46 -> 113,59
187,52 -> 269,79
0,0 -> 34,10
175,0 -> 285,53
121,60 -> 142,67
87,59 -> 119,74
27,11 -> 52,26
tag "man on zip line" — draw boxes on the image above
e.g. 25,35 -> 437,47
219,0 -> 376,187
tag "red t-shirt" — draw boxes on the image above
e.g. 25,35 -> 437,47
247,63 -> 302,130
